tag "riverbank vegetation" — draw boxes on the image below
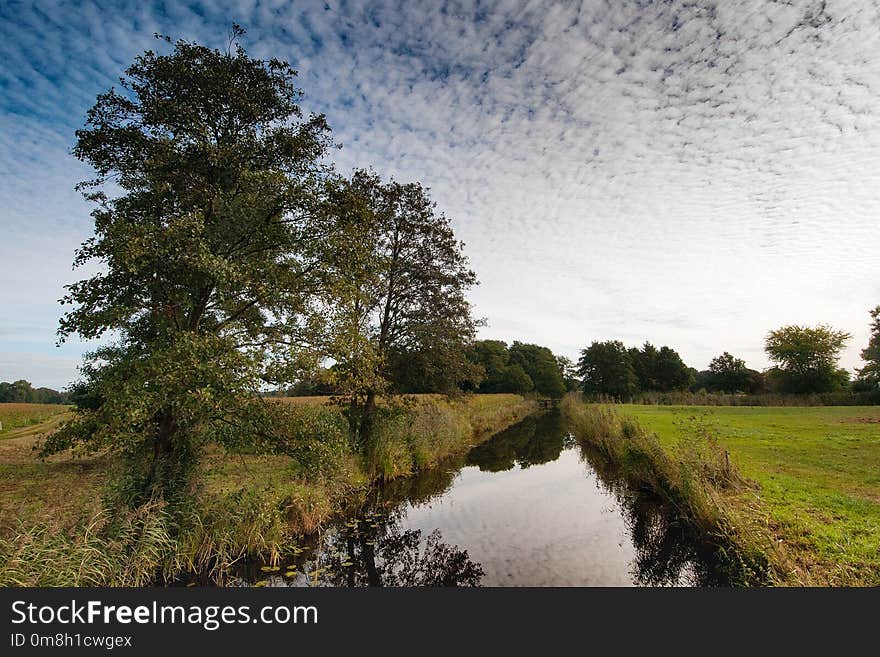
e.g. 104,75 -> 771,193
620,404 -> 880,585
0,394 -> 536,586
562,396 -> 880,585
561,396 -> 783,585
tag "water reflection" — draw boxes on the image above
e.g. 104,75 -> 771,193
234,412 -> 736,587
579,445 -> 733,586
466,411 -> 570,471
234,507 -> 484,587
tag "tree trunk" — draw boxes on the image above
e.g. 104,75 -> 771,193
147,409 -> 177,498
357,391 -> 377,449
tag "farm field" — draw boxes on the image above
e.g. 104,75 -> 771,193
619,404 -> 880,584
0,403 -> 70,439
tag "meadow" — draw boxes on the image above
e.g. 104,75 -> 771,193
618,404 -> 880,585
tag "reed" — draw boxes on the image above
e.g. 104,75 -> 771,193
560,395 -> 791,585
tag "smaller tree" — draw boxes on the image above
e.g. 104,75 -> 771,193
323,170 -> 479,446
577,340 -> 638,400
764,324 -> 851,393
501,364 -> 534,394
707,352 -> 751,393
654,346 -> 692,391
628,343 -> 658,391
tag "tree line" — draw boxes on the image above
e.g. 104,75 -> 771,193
577,313 -> 880,400
272,339 -> 573,398
0,380 -> 70,404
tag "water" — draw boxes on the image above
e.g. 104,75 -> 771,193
232,412 -> 729,587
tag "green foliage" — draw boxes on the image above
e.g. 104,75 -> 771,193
271,404 -> 351,477
508,341 -> 567,398
468,341 -> 526,393
321,170 -> 480,444
49,31 -> 334,505
703,352 -> 756,393
856,306 -> 880,389
467,339 -> 567,396
555,355 -> 580,391
764,324 -> 851,393
0,380 -> 69,404
577,340 -> 639,400
628,343 -> 692,392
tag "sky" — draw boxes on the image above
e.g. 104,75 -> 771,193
1,0 -> 879,389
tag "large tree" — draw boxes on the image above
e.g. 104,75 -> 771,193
628,342 -> 691,392
508,341 -> 566,398
42,29 -> 335,503
856,306 -> 880,389
764,324 -> 851,393
577,340 -> 639,400
323,170 -> 480,445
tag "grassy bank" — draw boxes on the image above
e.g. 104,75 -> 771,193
619,404 -> 880,586
0,394 -> 538,586
560,396 -> 787,586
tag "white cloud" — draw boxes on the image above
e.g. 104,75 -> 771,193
1,0 -> 878,388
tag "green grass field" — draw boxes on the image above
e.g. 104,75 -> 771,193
619,404 -> 880,584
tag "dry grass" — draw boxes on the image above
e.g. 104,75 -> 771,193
0,403 -> 71,439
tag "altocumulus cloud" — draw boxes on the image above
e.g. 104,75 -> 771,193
1,0 -> 878,388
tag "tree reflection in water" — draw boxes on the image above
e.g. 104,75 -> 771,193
321,520 -> 484,587
466,411 -> 570,472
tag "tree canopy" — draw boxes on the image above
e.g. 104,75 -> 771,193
764,324 -> 851,393
706,352 -> 751,393
0,380 -> 69,404
319,169 -> 481,442
856,306 -> 880,389
577,340 -> 639,399
628,342 -> 692,392
44,30 -> 337,503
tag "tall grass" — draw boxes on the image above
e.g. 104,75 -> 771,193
560,395 -> 790,585
365,394 -> 537,479
0,501 -> 176,586
0,403 -> 70,434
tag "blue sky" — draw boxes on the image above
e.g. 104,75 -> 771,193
2,0 -> 879,389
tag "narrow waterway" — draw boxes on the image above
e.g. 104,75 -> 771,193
233,412 -> 731,586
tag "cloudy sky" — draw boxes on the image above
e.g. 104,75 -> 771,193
2,0 -> 879,389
